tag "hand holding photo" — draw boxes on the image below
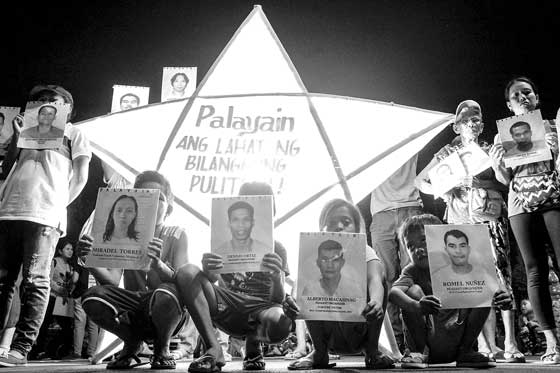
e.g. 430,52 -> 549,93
428,151 -> 467,197
84,188 -> 159,269
211,195 -> 273,273
297,232 -> 366,322
17,101 -> 69,150
426,224 -> 499,309
496,109 -> 551,168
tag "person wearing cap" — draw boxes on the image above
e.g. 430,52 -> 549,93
0,85 -> 91,367
20,104 -> 65,140
415,100 -> 523,363
174,181 -> 296,372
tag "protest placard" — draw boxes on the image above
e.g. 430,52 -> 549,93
161,67 -> 197,101
426,224 -> 499,309
428,152 -> 467,197
297,232 -> 366,322
211,195 -> 273,273
84,188 -> 159,270
111,85 -> 150,113
17,102 -> 69,150
497,109 -> 551,168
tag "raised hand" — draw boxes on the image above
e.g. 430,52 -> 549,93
262,252 -> 283,278
147,237 -> 164,269
201,252 -> 223,272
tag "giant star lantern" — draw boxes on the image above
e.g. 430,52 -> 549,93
79,5 -> 453,278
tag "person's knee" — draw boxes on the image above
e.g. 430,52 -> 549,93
406,284 -> 425,301
151,289 -> 182,321
82,299 -> 116,327
257,307 -> 291,343
175,264 -> 202,287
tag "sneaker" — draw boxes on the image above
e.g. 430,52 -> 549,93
456,351 -> 496,368
400,350 -> 428,369
0,352 -> 27,367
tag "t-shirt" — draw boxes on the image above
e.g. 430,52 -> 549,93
370,155 -> 422,215
220,240 -> 289,300
0,123 -> 91,235
124,225 -> 188,292
393,262 -> 432,296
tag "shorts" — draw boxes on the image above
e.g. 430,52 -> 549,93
82,282 -> 187,340
306,320 -> 368,354
211,284 -> 279,338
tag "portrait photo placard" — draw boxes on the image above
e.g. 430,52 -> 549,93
211,195 -> 273,273
111,85 -> 150,113
161,67 -> 197,101
0,106 -> 20,157
296,232 -> 367,322
17,101 -> 69,150
426,224 -> 499,309
428,152 -> 467,197
458,143 -> 492,177
84,188 -> 159,270
497,109 -> 551,168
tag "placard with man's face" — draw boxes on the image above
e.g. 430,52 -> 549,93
296,232 -> 366,322
426,224 -> 499,309
111,85 -> 150,113
17,101 -> 70,150
211,195 -> 273,273
458,143 -> 492,176
496,109 -> 551,168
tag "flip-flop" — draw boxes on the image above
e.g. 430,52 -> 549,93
503,351 -> 526,363
106,353 -> 147,370
284,351 -> 307,360
150,354 -> 177,369
188,354 -> 224,373
287,356 -> 336,370
243,354 -> 266,371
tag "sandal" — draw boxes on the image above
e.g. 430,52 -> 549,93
365,353 -> 394,369
540,347 -> 560,364
503,351 -> 526,363
106,352 -> 146,370
188,354 -> 224,373
284,351 -> 307,360
243,354 -> 266,370
287,356 -> 336,370
150,355 -> 176,370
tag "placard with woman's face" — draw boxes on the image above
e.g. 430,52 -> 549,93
161,67 -> 197,101
85,188 -> 159,270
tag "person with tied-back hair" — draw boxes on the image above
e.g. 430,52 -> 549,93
289,198 -> 393,370
79,170 -> 189,370
102,195 -> 140,245
0,84 -> 90,367
490,76 -> 560,363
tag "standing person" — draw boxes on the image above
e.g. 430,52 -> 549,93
79,170 -> 189,369
369,157 -> 424,350
0,85 -> 91,367
490,76 -> 560,363
175,181 -> 296,372
288,199 -> 393,370
32,239 -> 79,360
415,100 -> 524,363
391,214 -> 512,369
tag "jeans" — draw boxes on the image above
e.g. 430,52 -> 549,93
370,206 -> 423,344
73,296 -> 99,356
0,220 -> 60,355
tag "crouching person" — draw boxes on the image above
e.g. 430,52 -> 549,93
80,171 -> 189,369
288,199 -> 394,370
389,214 -> 512,369
175,181 -> 297,372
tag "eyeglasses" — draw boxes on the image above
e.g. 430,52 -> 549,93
318,253 -> 344,264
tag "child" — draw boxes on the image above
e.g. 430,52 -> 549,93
389,214 -> 512,368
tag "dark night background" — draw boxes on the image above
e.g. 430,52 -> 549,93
1,0 -> 558,241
